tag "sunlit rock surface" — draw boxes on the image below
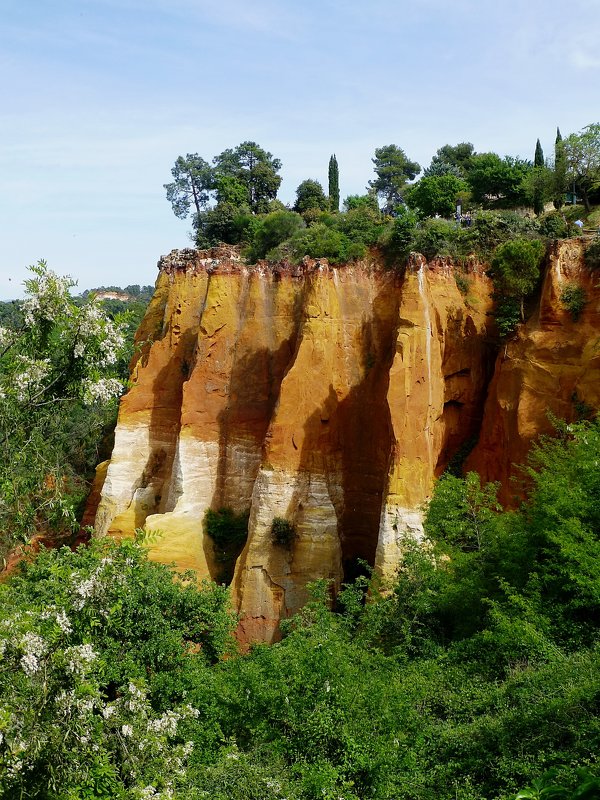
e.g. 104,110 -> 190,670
90,239 -> 597,642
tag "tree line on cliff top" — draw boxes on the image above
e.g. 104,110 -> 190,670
1,414 -> 599,799
164,124 -> 600,268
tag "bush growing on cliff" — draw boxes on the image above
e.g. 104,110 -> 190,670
247,210 -> 305,261
271,516 -> 296,548
560,283 -> 587,320
490,237 -> 546,323
2,420 -> 600,799
585,237 -> 600,269
410,217 -> 465,260
379,205 -> 419,264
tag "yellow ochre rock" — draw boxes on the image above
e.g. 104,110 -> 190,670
88,240 -> 597,643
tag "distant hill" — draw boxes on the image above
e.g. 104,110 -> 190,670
0,284 -> 155,329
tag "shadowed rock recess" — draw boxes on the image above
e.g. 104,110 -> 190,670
89,240 -> 599,643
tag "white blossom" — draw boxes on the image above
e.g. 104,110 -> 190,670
0,326 -> 15,348
121,724 -> 133,737
65,643 -> 97,674
20,632 -> 46,677
147,710 -> 180,736
82,377 -> 124,405
13,356 -> 51,401
22,267 -> 75,326
56,609 -> 72,634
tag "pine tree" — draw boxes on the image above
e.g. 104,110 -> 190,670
533,138 -> 545,215
328,154 -> 340,212
554,127 -> 567,210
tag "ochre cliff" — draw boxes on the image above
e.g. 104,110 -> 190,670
90,239 -> 598,643
468,238 -> 600,502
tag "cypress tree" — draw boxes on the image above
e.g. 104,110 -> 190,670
533,138 -> 545,215
328,154 -> 340,212
534,138 -> 544,167
554,127 -> 567,210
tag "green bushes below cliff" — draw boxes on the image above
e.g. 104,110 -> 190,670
1,420 -> 599,799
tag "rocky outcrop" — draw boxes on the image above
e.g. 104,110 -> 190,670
90,246 -> 497,642
468,238 -> 600,503
90,238 -> 598,643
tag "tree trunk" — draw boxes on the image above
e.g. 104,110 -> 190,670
581,188 -> 591,214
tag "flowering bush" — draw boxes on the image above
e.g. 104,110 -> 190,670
0,536 -> 235,798
0,261 -> 128,562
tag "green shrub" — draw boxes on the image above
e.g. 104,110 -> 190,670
0,537 -> 235,798
380,206 -> 418,264
283,223 -> 352,264
412,217 -> 463,260
490,237 -> 546,327
539,211 -> 572,239
271,516 -> 296,548
247,210 -> 305,261
494,295 -> 522,336
470,210 -> 540,255
560,283 -> 587,320
336,204 -> 385,247
454,271 -> 470,295
585,238 -> 600,270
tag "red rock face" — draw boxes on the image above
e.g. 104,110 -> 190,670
468,238 -> 600,504
88,239 -> 597,642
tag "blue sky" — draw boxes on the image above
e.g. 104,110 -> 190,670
1,0 -> 599,298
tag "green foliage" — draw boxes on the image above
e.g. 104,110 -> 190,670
405,174 -> 471,218
2,421 -> 600,799
468,152 -> 532,208
271,517 -> 296,548
585,237 -> 600,269
514,768 -> 600,800
369,144 -> 420,211
380,205 -> 419,264
213,141 -> 282,214
328,154 -> 340,212
281,223 -> 356,264
563,123 -> 600,212
204,506 -> 250,583
539,211 -> 573,239
194,201 -> 258,248
468,209 -> 540,255
0,262 -> 127,562
424,142 -> 475,178
335,202 -> 385,247
491,237 -> 546,322
426,471 -> 501,552
294,179 -> 329,215
533,139 -> 546,216
454,271 -> 470,295
494,295 -> 523,337
248,210 -> 305,261
554,127 -> 568,209
343,193 -> 380,213
0,537 -> 235,798
560,283 -> 587,320
411,217 -> 464,260
164,153 -> 213,219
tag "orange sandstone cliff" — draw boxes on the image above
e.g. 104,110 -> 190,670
468,238 -> 600,502
90,239 -> 598,642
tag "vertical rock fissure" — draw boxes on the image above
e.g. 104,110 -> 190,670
338,278 -> 402,582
